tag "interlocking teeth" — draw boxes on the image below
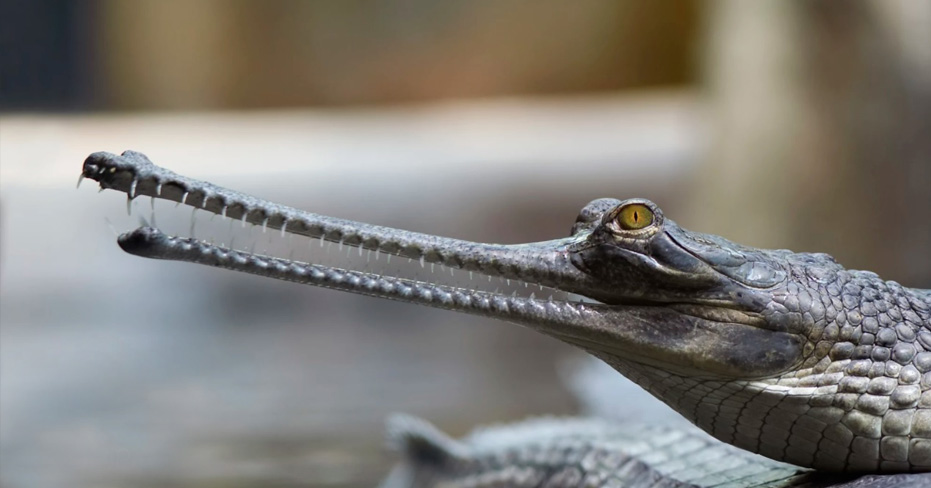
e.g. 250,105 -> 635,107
78,151 -> 588,306
95,194 -> 576,302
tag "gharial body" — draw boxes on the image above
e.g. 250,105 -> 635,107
81,151 -> 931,487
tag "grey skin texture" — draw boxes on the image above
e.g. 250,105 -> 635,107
81,151 -> 931,486
379,415 -> 929,487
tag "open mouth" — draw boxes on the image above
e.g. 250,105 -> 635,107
80,150 -> 600,321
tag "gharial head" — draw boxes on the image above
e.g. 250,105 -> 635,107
81,150 -> 839,394
558,196 -> 828,380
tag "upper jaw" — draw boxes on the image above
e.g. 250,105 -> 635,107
82,150 -> 597,299
81,150 -> 767,318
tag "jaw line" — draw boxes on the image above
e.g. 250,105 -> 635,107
84,150 -> 616,332
84,150 -> 800,380
114,226 -> 635,351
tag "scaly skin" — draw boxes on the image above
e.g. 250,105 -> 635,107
380,415 -> 824,487
80,151 -> 931,480
380,416 -> 931,487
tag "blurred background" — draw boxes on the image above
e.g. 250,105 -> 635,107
1,1 -> 929,487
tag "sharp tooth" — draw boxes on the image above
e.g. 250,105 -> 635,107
125,195 -> 133,216
129,178 -> 138,198
76,174 -> 85,189
156,182 -> 163,196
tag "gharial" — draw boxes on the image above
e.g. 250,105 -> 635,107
80,150 -> 931,487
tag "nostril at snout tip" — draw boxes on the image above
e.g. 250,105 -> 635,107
117,227 -> 163,256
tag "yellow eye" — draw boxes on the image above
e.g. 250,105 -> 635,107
615,203 -> 654,230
